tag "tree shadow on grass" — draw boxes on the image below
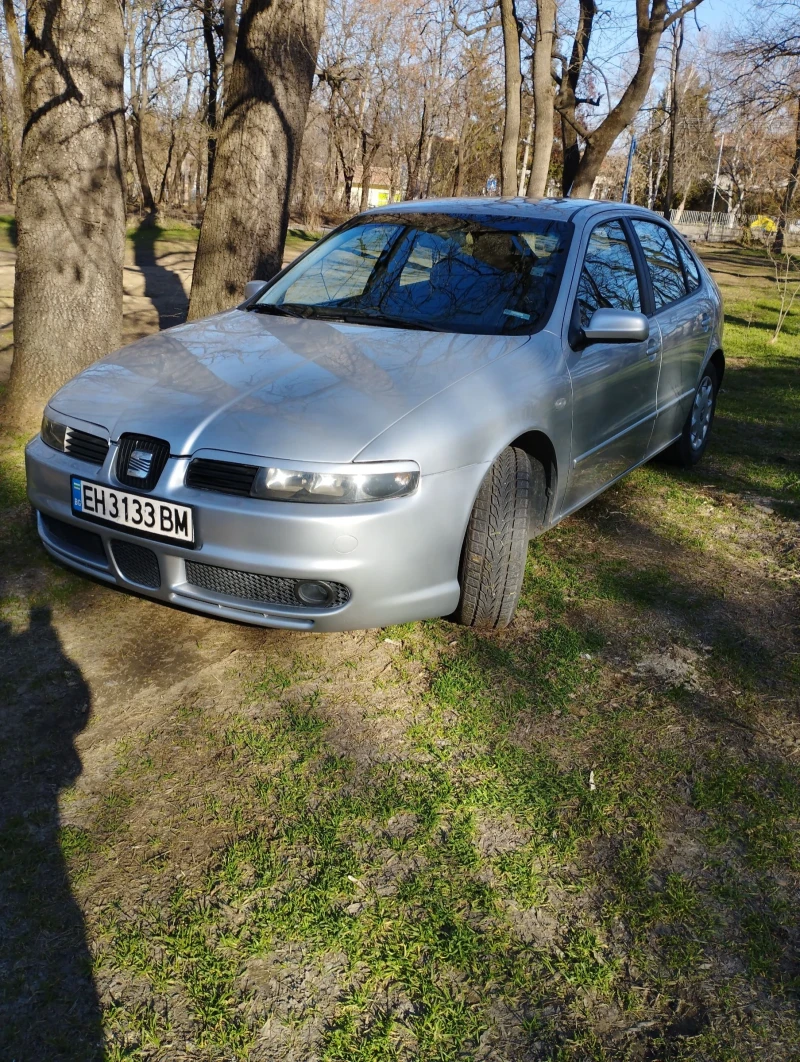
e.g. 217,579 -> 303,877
132,226 -> 189,331
0,607 -> 103,1061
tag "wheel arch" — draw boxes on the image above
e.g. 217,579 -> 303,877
506,429 -> 558,530
708,348 -> 725,385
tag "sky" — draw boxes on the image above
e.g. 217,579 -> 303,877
696,0 -> 755,35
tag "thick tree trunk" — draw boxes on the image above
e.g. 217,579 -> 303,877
187,0 -> 325,320
5,0 -> 126,428
499,0 -> 521,195
774,98 -> 800,254
527,0 -> 556,198
202,0 -> 219,189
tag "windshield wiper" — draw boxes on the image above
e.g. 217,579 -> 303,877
250,302 -> 446,332
249,302 -> 306,318
344,311 -> 448,332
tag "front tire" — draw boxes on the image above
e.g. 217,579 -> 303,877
452,446 -> 532,629
665,363 -> 718,468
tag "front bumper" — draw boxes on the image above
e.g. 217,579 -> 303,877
25,435 -> 487,632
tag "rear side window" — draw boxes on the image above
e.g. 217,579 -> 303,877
576,220 -> 641,327
675,239 -> 701,292
631,220 -> 687,310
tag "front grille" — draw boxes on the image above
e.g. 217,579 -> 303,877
115,434 -> 170,491
40,513 -> 106,560
186,458 -> 259,497
64,427 -> 109,466
111,540 -> 161,588
185,560 -> 350,609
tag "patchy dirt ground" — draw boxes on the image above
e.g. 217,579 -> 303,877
0,243 -> 798,1061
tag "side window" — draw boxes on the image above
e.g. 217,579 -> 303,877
576,220 -> 641,328
675,238 -> 701,292
631,220 -> 687,310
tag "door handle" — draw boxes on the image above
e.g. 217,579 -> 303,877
699,312 -> 711,328
647,343 -> 660,363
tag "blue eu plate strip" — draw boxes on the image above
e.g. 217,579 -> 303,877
71,476 -> 83,511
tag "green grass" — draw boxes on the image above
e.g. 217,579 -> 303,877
1,244 -> 799,1060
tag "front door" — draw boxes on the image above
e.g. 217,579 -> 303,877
562,218 -> 661,515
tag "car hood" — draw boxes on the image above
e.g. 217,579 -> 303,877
49,309 -> 525,463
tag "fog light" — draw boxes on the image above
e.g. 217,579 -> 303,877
295,580 -> 335,607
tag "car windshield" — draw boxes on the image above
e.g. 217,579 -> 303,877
252,212 -> 571,335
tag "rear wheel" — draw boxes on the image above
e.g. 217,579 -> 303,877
664,363 -> 718,468
452,446 -> 532,629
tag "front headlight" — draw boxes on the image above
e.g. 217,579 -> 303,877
41,414 -> 68,452
251,463 -> 420,503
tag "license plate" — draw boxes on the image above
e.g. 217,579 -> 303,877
71,477 -> 194,544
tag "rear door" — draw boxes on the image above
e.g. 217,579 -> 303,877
561,218 -> 661,515
629,219 -> 710,453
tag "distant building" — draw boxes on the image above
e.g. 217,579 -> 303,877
339,166 -> 400,210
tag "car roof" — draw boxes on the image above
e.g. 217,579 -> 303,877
362,196 -> 666,225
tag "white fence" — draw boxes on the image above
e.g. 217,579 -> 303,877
668,210 -> 800,243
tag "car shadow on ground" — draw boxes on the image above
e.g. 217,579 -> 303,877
132,227 -> 190,331
0,607 -> 104,1061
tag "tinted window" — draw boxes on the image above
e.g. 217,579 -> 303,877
631,220 -> 687,310
576,220 -> 641,327
257,213 -> 570,335
675,239 -> 701,292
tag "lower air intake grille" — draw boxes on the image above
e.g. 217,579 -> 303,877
64,427 -> 109,466
40,513 -> 106,560
185,561 -> 350,609
186,458 -> 259,497
111,540 -> 161,589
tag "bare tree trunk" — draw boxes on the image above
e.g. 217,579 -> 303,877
2,0 -> 25,91
499,0 -> 521,195
202,0 -> 220,189
663,15 -> 684,219
127,15 -> 156,215
406,98 -> 427,198
527,0 -> 556,197
5,0 -> 127,428
557,0 -> 594,196
0,49 -> 16,199
159,126 -> 176,204
222,0 -> 237,109
188,0 -> 325,320
453,110 -> 470,196
774,98 -> 800,254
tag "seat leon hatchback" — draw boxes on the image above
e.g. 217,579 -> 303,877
26,197 -> 724,632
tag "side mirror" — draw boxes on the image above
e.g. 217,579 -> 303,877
244,280 -> 267,301
583,308 -> 649,344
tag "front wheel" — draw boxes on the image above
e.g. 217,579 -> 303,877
451,446 -> 532,629
664,363 -> 718,468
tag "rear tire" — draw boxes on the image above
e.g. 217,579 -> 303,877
452,446 -> 532,629
663,363 -> 718,468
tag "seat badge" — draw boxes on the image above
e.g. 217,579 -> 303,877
127,448 -> 154,479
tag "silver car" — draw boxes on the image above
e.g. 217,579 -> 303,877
26,198 -> 723,632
